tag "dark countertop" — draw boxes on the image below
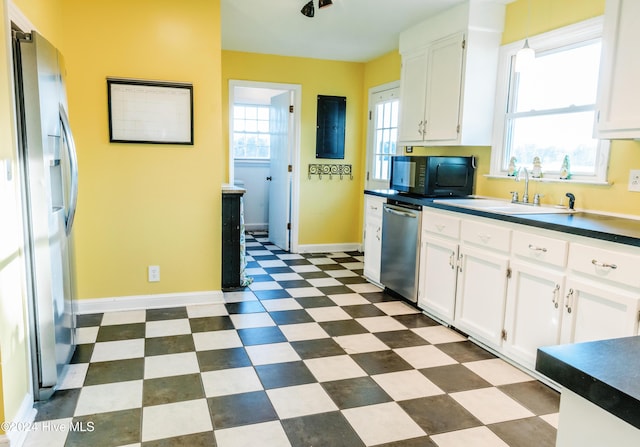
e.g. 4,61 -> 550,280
364,189 -> 640,247
536,337 -> 640,430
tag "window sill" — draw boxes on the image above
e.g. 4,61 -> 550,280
484,174 -> 612,186
234,158 -> 271,165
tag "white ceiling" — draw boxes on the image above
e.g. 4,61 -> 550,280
221,0 -> 469,63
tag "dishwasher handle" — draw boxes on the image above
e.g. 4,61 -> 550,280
384,204 -> 419,218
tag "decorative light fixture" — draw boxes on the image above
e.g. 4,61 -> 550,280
301,1 -> 314,17
515,0 -> 535,73
301,0 -> 332,18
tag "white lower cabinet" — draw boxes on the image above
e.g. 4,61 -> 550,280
418,235 -> 459,324
413,206 -> 640,378
502,228 -> 568,370
562,241 -> 640,343
363,195 -> 385,284
560,277 -> 640,344
454,244 -> 510,348
503,262 -> 565,370
417,209 -> 461,324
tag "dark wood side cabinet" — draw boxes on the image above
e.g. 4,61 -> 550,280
221,188 -> 245,290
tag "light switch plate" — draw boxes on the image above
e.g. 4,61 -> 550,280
628,170 -> 640,192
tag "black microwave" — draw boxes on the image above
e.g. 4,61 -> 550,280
389,155 -> 475,197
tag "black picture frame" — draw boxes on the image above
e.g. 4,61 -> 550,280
107,78 -> 194,145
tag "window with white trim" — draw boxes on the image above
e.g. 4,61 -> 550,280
491,18 -> 609,183
368,87 -> 399,183
233,104 -> 270,159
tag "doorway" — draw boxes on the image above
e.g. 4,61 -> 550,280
228,80 -> 301,252
365,81 -> 400,191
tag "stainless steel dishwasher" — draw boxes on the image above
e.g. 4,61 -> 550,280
380,200 -> 422,303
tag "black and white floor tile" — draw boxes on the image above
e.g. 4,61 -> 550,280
25,232 -> 560,446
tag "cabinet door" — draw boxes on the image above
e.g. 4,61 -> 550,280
454,245 -> 510,347
596,0 -> 640,139
363,196 -> 384,284
503,262 -> 564,370
560,277 -> 640,344
424,33 -> 464,143
398,49 -> 428,143
418,235 -> 458,324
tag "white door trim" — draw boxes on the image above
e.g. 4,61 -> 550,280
365,80 -> 400,191
228,80 -> 302,253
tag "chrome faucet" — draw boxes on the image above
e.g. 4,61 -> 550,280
516,167 -> 530,203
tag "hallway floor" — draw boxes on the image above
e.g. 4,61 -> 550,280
25,232 -> 560,446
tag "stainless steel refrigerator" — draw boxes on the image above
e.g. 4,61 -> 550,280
12,30 -> 79,400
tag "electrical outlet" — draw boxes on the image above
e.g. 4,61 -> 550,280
628,170 -> 640,192
148,265 -> 160,282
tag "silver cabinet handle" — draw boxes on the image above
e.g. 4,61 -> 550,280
376,226 -> 381,241
449,251 -> 456,270
591,259 -> 617,270
528,244 -> 548,253
60,104 -> 79,237
552,284 -> 560,308
418,120 -> 424,135
565,288 -> 574,314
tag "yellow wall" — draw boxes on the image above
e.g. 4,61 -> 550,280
222,51 -> 366,246
414,0 -> 640,216
488,0 -> 640,214
61,0 -> 223,299
221,49 -> 402,246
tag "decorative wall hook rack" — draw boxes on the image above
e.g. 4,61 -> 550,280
308,163 -> 353,180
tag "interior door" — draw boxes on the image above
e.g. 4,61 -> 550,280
268,91 -> 291,250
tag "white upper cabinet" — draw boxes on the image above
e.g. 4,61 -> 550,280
398,1 -> 505,147
595,0 -> 640,139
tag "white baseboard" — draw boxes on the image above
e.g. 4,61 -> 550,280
245,223 -> 268,232
3,393 -> 36,447
297,243 -> 362,254
75,290 -> 224,315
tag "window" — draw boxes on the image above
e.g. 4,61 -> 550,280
370,89 -> 399,182
233,104 -> 270,159
491,18 -> 609,183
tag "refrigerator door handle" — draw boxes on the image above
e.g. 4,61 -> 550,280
59,103 -> 78,236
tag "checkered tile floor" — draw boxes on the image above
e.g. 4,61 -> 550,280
26,232 -> 560,447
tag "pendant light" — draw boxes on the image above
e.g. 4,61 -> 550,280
301,1 -> 314,18
515,0 -> 535,72
319,0 -> 333,8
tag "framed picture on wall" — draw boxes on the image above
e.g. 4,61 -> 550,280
107,77 -> 194,145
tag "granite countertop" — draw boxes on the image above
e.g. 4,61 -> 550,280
536,337 -> 640,430
364,189 -> 640,247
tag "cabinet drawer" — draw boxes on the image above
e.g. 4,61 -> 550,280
461,219 -> 511,252
422,211 -> 460,239
365,196 -> 385,219
568,243 -> 640,288
512,231 -> 568,268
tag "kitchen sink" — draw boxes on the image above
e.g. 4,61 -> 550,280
433,198 -> 574,215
